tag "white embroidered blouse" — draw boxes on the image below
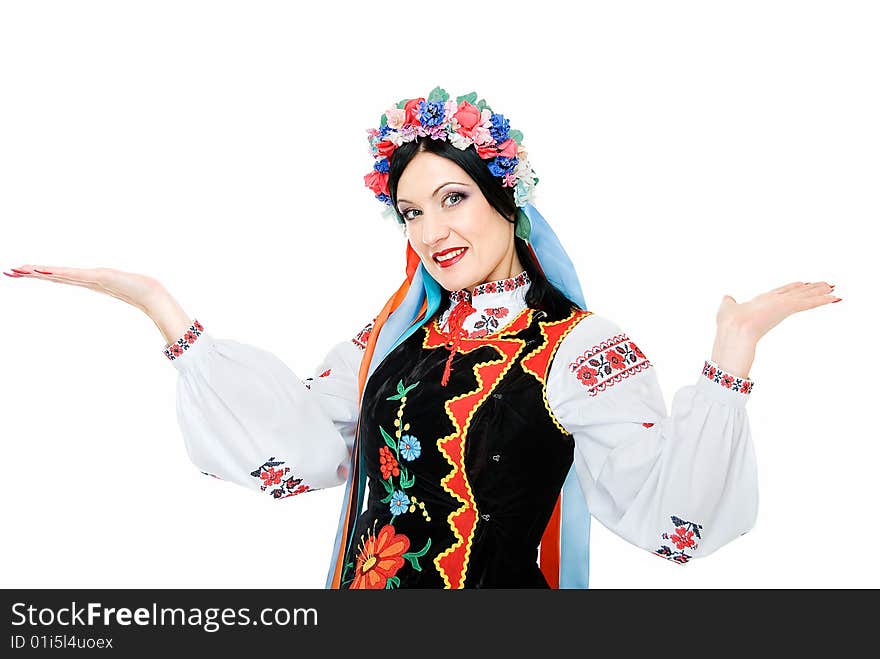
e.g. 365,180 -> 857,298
164,270 -> 758,565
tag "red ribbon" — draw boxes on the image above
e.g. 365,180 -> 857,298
440,297 -> 476,387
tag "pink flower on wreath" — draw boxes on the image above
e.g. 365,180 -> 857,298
375,140 -> 396,159
385,107 -> 406,130
670,526 -> 697,551
404,97 -> 425,126
364,170 -> 389,197
453,101 -> 482,139
476,138 -> 517,161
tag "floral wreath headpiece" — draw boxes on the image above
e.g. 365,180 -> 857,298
363,87 -> 540,225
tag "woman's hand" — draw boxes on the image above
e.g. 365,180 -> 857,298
709,281 -> 840,380
717,281 -> 841,343
4,264 -> 165,314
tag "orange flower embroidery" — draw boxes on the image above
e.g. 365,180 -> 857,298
351,523 -> 411,589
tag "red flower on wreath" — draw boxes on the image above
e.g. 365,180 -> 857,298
379,446 -> 400,480
351,524 -> 411,589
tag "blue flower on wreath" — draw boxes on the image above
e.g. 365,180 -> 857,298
373,157 -> 389,173
399,434 -> 421,461
489,113 -> 510,143
488,155 -> 518,178
418,100 -> 445,127
390,490 -> 410,515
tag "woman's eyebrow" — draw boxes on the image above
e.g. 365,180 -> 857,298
398,181 -> 469,205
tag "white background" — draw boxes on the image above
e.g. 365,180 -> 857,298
1,1 -> 877,589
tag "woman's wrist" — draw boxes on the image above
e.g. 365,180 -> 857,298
143,285 -> 195,348
710,320 -> 757,381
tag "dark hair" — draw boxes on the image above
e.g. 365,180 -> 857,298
386,137 -> 580,319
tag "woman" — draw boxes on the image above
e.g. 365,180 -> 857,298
5,87 -> 840,589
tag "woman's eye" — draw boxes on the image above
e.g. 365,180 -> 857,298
445,192 -> 465,206
401,192 -> 465,221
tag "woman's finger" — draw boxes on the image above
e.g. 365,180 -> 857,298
8,264 -> 104,285
769,281 -> 809,294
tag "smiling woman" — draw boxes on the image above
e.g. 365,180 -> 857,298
386,135 -> 581,324
6,86 -> 839,590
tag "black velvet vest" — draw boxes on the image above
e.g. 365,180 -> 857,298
340,304 -> 592,589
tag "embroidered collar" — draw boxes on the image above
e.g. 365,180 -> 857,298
438,270 -> 532,339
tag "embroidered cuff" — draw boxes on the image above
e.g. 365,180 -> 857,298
695,359 -> 755,408
163,319 -> 212,371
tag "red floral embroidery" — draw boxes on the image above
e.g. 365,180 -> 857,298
701,359 -> 755,395
249,457 -> 318,499
352,317 -> 377,350
350,523 -> 411,589
654,515 -> 703,565
568,332 -> 652,397
303,367 -> 333,390
379,446 -> 400,480
163,319 -> 205,361
260,467 -> 285,488
448,271 -> 530,304
670,527 -> 697,550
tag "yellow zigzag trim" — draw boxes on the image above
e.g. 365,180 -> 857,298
520,309 -> 594,436
425,308 -> 533,588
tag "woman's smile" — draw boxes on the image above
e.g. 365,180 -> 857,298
433,247 -> 468,268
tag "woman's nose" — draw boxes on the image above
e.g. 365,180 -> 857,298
420,213 -> 450,245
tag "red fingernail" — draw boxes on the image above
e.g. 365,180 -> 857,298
3,272 -> 24,277
832,298 -> 843,303
33,269 -> 53,274
11,268 -> 31,274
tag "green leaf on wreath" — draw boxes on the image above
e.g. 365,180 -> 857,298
508,129 -> 523,144
427,86 -> 448,102
456,92 -> 478,105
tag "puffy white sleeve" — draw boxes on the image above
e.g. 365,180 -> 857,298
162,317 -> 375,500
546,313 -> 759,564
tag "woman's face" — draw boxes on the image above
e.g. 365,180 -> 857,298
396,150 -> 523,295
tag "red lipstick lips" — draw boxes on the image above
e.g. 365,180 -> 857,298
433,247 -> 467,268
